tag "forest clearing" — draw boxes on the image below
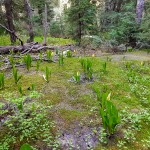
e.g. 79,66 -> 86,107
0,0 -> 150,150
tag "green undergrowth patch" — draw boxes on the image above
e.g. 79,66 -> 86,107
0,53 -> 150,149
57,109 -> 88,125
0,35 -> 75,46
34,36 -> 75,45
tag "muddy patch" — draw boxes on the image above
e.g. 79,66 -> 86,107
58,125 -> 100,150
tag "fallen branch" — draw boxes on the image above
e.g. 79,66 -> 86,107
0,23 -> 24,46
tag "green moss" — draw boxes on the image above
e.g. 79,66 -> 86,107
57,109 -> 87,124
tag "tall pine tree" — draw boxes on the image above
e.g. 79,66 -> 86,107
66,0 -> 97,45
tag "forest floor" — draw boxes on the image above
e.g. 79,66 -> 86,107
0,49 -> 150,150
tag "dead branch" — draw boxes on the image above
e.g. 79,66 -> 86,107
0,23 -> 24,46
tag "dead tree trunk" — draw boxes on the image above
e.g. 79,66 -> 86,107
24,0 -> 34,43
136,0 -> 145,24
43,4 -> 48,46
4,0 -> 16,44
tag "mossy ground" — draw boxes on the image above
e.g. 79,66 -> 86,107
0,51 -> 150,150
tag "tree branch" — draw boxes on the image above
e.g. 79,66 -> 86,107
0,23 -> 24,46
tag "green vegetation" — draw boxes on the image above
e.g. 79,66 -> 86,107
36,60 -> 40,72
73,71 -> 81,83
24,54 -> 32,71
0,51 -> 150,149
18,85 -> 23,96
46,50 -> 53,62
102,62 -> 107,73
99,93 -> 120,135
0,36 -> 75,46
8,56 -> 15,66
80,58 -> 93,80
12,66 -> 22,84
0,0 -> 150,149
66,50 -> 72,58
20,143 -> 32,150
58,52 -> 64,66
45,66 -> 51,83
0,73 -> 4,89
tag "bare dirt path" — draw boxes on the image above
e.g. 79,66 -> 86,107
100,51 -> 150,61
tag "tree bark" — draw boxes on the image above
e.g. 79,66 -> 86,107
24,0 -> 34,43
43,4 -> 48,45
77,13 -> 82,46
136,0 -> 145,24
4,0 -> 16,44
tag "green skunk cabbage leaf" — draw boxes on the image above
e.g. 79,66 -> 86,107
20,143 -> 32,150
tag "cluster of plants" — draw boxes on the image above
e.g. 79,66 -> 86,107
12,66 -> 22,84
123,61 -> 150,106
116,108 -> 150,149
46,50 -> 53,62
24,54 -> 32,71
66,50 -> 72,58
0,88 -> 61,149
45,66 -> 51,83
0,50 -> 150,150
96,91 -> 120,136
73,71 -> 80,83
80,58 -> 93,80
0,102 -> 58,150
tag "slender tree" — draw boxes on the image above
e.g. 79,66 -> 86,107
4,0 -> 16,44
24,0 -> 34,42
136,0 -> 145,24
43,4 -> 48,45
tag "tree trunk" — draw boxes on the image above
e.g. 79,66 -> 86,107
136,0 -> 145,24
43,4 -> 48,45
4,0 -> 16,44
77,13 -> 82,46
116,0 -> 122,12
24,0 -> 34,43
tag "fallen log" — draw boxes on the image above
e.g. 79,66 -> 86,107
0,43 -> 75,54
0,42 -> 39,54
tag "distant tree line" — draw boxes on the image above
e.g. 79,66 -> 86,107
0,0 -> 150,48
